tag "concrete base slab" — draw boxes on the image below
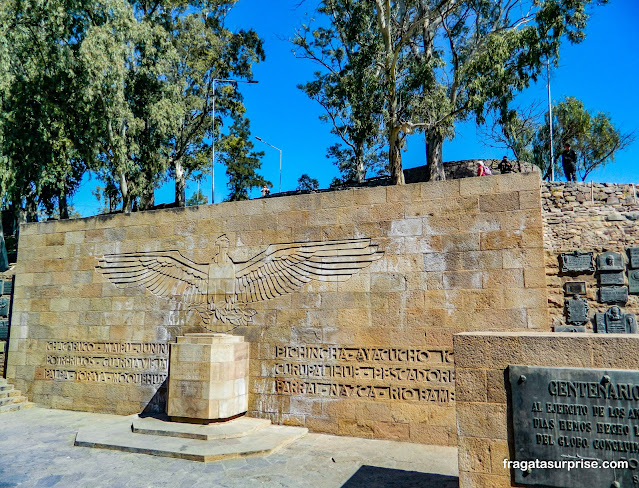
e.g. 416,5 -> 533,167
74,415 -> 308,462
132,414 -> 272,440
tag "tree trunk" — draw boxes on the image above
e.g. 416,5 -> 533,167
140,186 -> 154,211
119,172 -> 131,214
26,191 -> 38,222
59,186 -> 69,220
389,129 -> 405,185
0,215 -> 8,272
175,159 -> 185,207
426,130 -> 445,182
354,147 -> 365,183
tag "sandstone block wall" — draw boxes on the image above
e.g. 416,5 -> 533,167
454,331 -> 639,488
7,172 -> 547,444
542,181 -> 639,329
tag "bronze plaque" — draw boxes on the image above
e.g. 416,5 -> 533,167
509,365 -> 639,487
564,282 -> 586,296
564,297 -> 589,325
629,270 -> 639,294
628,247 -> 639,269
594,307 -> 637,334
596,251 -> 625,272
560,251 -> 594,274
1,279 -> 11,295
0,319 -> 8,340
598,286 -> 628,304
599,272 -> 625,286
554,326 -> 585,333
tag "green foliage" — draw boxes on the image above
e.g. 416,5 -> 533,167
92,183 -> 121,214
297,174 -> 319,191
481,102 -> 542,162
218,118 -> 269,201
532,97 -> 634,180
0,0 -> 264,218
294,0 -> 386,183
0,0 -> 95,221
297,0 -> 609,184
186,189 -> 209,207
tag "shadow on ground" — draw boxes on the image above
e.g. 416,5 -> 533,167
341,465 -> 459,488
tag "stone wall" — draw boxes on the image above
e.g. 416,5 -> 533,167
0,341 -> 5,377
6,172 -> 548,445
454,331 -> 639,488
0,268 -> 14,378
541,181 -> 639,329
404,159 -> 539,183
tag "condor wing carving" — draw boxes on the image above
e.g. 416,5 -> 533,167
234,238 -> 383,304
97,251 -> 209,306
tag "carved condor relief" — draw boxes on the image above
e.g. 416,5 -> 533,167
97,235 -> 384,332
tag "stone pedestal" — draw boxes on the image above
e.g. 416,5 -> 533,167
167,333 -> 249,423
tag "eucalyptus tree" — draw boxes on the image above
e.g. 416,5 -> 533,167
217,118 -> 269,201
533,97 -> 634,181
294,0 -> 386,183
81,0 -> 265,211
0,0 -> 264,217
0,0 -> 95,220
480,102 -> 542,162
299,0 -> 608,185
373,0 -> 608,183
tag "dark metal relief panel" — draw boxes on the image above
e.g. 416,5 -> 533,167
564,297 -> 589,325
509,365 -> 639,487
594,307 -> 637,334
596,252 -> 625,272
598,286 -> 629,304
564,282 -> 586,296
560,251 -> 594,274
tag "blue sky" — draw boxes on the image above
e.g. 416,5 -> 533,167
71,0 -> 639,216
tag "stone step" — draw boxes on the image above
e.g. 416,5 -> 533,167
74,415 -> 308,462
131,415 -> 272,441
0,395 -> 27,407
0,383 -> 12,392
0,401 -> 34,414
0,389 -> 19,399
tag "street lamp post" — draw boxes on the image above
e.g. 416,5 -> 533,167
546,59 -> 555,182
255,136 -> 282,194
211,79 -> 258,204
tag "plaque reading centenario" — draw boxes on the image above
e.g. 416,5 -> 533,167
509,365 -> 639,487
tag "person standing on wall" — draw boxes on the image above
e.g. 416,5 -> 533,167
561,142 -> 577,182
498,156 -> 513,174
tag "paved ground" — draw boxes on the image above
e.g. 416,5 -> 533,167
0,407 -> 459,488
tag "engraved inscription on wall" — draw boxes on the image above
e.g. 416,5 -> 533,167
273,345 -> 454,405
36,341 -> 168,386
510,365 -> 639,487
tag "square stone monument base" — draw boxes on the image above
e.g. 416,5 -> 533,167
167,333 -> 249,423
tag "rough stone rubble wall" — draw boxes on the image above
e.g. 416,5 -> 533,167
541,181 -> 639,329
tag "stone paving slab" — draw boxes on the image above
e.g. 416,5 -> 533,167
0,407 -> 459,488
